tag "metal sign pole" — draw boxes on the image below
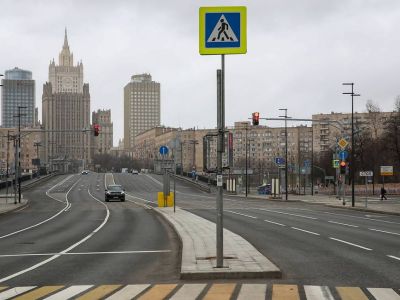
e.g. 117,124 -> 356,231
365,176 -> 368,208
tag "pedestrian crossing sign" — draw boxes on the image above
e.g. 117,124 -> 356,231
199,6 -> 247,55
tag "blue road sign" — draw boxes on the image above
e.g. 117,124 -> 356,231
339,150 -> 348,161
159,146 -> 169,155
275,157 -> 285,165
304,159 -> 311,167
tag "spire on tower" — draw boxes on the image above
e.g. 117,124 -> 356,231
63,27 -> 69,49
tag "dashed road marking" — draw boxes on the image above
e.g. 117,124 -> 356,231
329,237 -> 372,251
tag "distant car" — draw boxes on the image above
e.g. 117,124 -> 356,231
81,170 -> 89,175
131,169 -> 139,175
105,184 -> 125,202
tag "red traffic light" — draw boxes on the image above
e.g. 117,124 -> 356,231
93,124 -> 100,136
340,161 -> 346,167
252,112 -> 260,126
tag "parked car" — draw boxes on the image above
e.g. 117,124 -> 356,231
131,169 -> 139,175
105,184 -> 125,202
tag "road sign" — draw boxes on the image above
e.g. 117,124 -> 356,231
275,157 -> 285,165
325,176 -> 335,180
303,159 -> 311,167
217,175 -> 223,186
332,159 -> 340,168
199,6 -> 247,55
338,138 -> 348,149
380,166 -> 393,176
359,171 -> 373,177
159,146 -> 169,155
339,150 -> 348,161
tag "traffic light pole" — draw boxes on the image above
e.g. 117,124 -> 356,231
279,109 -> 289,201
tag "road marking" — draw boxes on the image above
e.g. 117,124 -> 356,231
43,285 -> 93,300
12,205 -> 29,213
203,284 -> 236,300
225,210 -> 257,219
237,284 -> 267,300
0,250 -> 172,258
13,286 -> 64,300
291,227 -> 320,236
329,237 -> 372,251
304,285 -> 334,300
336,287 -> 368,300
0,189 -> 110,283
105,284 -> 150,300
0,176 -> 80,240
257,208 -> 318,220
137,284 -> 177,300
328,221 -> 359,228
264,219 -> 286,226
387,255 -> 400,261
368,287 -> 400,300
76,285 -> 121,300
169,284 -> 206,300
323,211 -> 400,225
272,284 -> 299,300
0,286 -> 36,299
369,228 -> 400,236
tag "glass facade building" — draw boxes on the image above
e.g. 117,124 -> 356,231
1,67 -> 36,128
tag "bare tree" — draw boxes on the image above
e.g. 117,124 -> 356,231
365,100 -> 381,139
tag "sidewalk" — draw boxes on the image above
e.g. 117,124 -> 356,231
156,207 -> 281,279
0,196 -> 28,215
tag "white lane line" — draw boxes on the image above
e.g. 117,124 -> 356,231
329,237 -> 372,251
105,284 -> 151,300
0,250 -> 172,258
169,284 -> 207,300
225,210 -> 257,219
369,228 -> 400,236
257,208 -> 318,220
264,219 -> 286,226
367,288 -> 400,300
387,255 -> 400,261
0,286 -> 37,299
291,227 -> 320,236
43,285 -> 94,300
328,221 -> 359,228
0,188 -> 110,283
0,176 -> 80,240
323,211 -> 400,225
237,284 -> 267,300
304,285 -> 335,300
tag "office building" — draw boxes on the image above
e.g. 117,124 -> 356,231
92,109 -> 113,155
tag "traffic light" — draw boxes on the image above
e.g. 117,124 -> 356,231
340,161 -> 346,174
252,112 -> 260,126
93,124 -> 100,136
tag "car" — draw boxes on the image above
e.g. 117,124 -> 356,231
105,184 -> 125,202
81,170 -> 89,175
131,169 -> 139,175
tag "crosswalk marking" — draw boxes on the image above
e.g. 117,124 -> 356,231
272,284 -> 300,300
237,284 -> 267,300
76,285 -> 121,300
170,284 -> 207,300
368,288 -> 400,300
105,284 -> 150,300
336,287 -> 369,300
43,285 -> 93,300
304,285 -> 334,300
0,286 -> 36,299
137,284 -> 177,300
203,284 -> 236,300
13,286 -> 64,300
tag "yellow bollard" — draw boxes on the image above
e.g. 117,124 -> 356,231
157,192 -> 165,207
167,192 -> 174,207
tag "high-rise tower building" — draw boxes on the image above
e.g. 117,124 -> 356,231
124,74 -> 160,149
1,67 -> 36,128
92,109 -> 113,155
42,29 -> 91,172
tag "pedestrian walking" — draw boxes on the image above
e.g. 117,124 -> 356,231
380,187 -> 387,200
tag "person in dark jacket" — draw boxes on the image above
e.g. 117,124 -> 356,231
380,187 -> 387,200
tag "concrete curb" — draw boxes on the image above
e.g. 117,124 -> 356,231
21,173 -> 58,191
0,200 -> 29,215
174,175 -> 211,193
325,204 -> 400,216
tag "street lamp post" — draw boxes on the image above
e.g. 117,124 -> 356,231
14,106 -> 27,203
279,109 -> 289,200
343,83 -> 360,207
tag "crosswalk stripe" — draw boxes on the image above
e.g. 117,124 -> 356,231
169,284 -> 207,300
304,285 -> 334,300
76,285 -> 121,300
13,286 -> 64,300
105,284 -> 150,300
137,284 -> 177,300
367,288 -> 400,300
0,286 -> 36,299
237,284 -> 267,300
336,287 -> 368,300
203,284 -> 236,300
272,284 -> 300,300
43,285 -> 93,300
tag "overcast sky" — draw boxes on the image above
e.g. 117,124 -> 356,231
1,0 -> 400,145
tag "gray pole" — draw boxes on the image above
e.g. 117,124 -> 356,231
216,55 -> 225,268
245,125 -> 248,197
311,126 -> 314,195
351,84 -> 355,207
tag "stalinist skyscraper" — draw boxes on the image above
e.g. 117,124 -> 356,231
42,29 -> 91,172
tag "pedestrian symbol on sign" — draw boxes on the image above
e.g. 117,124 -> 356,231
207,15 -> 238,42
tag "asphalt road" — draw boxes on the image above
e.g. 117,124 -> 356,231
0,173 -> 180,286
115,173 -> 400,288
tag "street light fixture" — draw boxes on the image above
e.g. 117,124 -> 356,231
342,83 -> 360,208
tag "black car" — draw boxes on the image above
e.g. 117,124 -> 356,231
105,185 -> 125,202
